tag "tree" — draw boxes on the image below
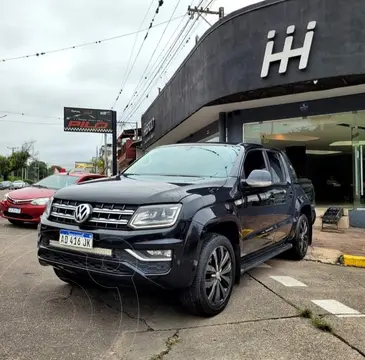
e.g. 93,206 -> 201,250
0,142 -> 34,180
8,141 -> 35,172
0,155 -> 9,180
90,156 -> 105,174
28,160 -> 48,181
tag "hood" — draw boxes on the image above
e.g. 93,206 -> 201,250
54,175 -> 228,205
7,186 -> 56,200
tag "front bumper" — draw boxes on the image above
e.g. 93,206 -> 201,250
0,200 -> 45,223
37,218 -> 198,289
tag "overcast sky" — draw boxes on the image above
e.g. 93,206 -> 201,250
0,0 -> 261,169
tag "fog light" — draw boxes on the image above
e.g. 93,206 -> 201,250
146,250 -> 172,258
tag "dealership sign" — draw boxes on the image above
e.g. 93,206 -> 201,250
64,107 -> 113,133
143,117 -> 155,137
261,21 -> 316,78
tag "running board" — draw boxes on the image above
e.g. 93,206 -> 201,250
240,243 -> 293,274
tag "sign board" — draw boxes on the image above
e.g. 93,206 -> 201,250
64,107 -> 113,133
75,162 -> 94,170
143,117 -> 155,137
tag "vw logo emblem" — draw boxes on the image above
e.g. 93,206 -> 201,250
74,203 -> 93,224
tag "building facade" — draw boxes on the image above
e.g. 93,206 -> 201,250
141,0 -> 365,208
117,128 -> 142,171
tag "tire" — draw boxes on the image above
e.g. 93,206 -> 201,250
287,214 -> 311,260
179,233 -> 236,317
8,219 -> 24,226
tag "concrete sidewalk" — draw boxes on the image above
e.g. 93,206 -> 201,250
313,227 -> 365,257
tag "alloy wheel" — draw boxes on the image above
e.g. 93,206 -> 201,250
298,219 -> 309,254
204,246 -> 233,306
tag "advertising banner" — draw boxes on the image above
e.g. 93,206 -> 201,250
74,162 -> 94,170
64,107 -> 113,133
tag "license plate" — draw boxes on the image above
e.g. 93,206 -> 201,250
59,230 -> 93,249
8,207 -> 21,214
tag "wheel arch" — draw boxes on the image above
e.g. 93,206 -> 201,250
203,220 -> 241,285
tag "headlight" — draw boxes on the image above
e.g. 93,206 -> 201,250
4,193 -> 8,200
42,197 -> 53,217
128,204 -> 182,229
30,197 -> 50,206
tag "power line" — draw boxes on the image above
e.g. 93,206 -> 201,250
119,0 -> 208,122
120,2 -> 206,123
109,0 -> 155,110
120,0 -> 215,124
0,110 -> 61,119
122,19 -> 197,123
111,0 -> 166,110
119,0 -> 183,115
0,112 -> 142,126
118,9 -> 194,125
0,14 -> 185,63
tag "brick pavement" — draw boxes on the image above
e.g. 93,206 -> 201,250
313,226 -> 365,257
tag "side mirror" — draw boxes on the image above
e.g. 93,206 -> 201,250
242,169 -> 272,188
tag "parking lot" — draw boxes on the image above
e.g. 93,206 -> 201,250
0,190 -> 364,360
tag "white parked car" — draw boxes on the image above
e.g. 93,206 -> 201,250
10,180 -> 28,190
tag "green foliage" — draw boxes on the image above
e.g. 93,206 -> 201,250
8,151 -> 30,172
90,156 -> 105,174
28,160 -> 48,181
0,155 -> 10,179
0,141 -> 49,181
8,176 -> 23,182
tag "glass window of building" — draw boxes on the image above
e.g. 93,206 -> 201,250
242,111 -> 365,207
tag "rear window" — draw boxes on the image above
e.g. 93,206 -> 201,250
33,174 -> 79,190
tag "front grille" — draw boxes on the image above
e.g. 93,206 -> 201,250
7,197 -> 32,205
39,248 -> 132,275
49,198 -> 137,230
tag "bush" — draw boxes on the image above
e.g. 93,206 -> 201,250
8,176 -> 23,182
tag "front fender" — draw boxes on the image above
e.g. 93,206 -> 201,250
181,204 -> 240,281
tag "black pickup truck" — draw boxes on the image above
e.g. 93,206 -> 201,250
37,143 -> 316,317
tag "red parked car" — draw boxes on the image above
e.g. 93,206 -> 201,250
0,172 -> 104,225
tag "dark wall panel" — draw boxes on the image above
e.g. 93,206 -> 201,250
142,0 -> 365,148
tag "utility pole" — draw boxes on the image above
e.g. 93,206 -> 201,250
7,146 -> 18,178
135,122 -> 139,141
104,134 -> 108,176
187,5 -> 224,26
95,146 -> 99,173
7,146 -> 18,154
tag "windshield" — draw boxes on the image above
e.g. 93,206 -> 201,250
33,174 -> 79,190
124,144 -> 241,178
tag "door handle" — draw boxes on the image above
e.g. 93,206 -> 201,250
288,191 -> 294,198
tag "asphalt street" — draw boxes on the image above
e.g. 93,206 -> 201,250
0,190 -> 364,360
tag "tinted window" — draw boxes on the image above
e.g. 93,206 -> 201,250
267,151 -> 285,183
282,153 -> 298,182
33,174 -> 79,190
243,150 -> 266,178
124,145 -> 240,178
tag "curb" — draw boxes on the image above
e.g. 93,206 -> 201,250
304,246 -> 342,265
339,254 -> 365,268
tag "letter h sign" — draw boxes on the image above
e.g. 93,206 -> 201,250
260,21 -> 316,78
